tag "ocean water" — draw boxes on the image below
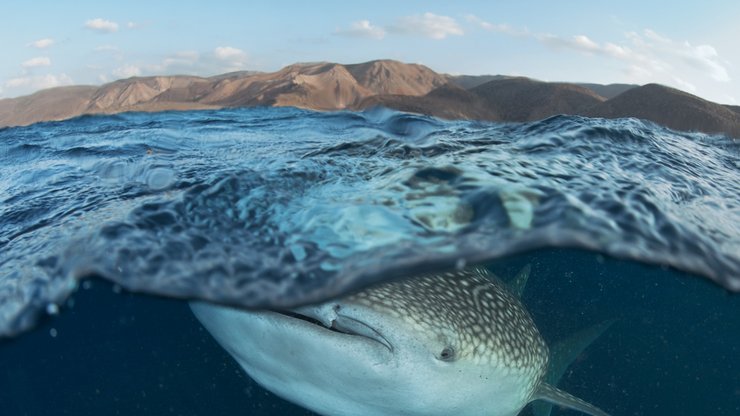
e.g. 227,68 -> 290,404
0,107 -> 738,415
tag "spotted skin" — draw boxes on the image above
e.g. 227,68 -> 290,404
348,267 -> 548,399
190,266 -> 611,416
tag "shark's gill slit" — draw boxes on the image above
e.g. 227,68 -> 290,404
278,310 -> 392,352
279,311 -> 332,330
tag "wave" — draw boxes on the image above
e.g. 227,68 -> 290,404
0,107 -> 738,336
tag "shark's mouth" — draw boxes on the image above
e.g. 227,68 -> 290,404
278,309 -> 393,352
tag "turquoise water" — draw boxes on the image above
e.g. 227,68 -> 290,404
0,107 -> 738,415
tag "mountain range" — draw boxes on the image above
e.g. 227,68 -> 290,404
1,59 -> 738,138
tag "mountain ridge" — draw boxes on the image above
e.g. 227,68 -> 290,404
1,59 -> 738,138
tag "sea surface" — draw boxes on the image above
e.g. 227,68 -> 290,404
0,107 -> 738,415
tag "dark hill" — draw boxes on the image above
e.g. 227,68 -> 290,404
355,83 -> 497,121
586,84 -> 740,137
471,78 -> 605,121
448,75 -> 512,90
725,105 -> 740,116
576,83 -> 638,99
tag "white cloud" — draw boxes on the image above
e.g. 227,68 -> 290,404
465,14 -> 526,35
643,29 -> 671,44
536,33 -> 607,55
465,14 -> 493,30
389,12 -> 463,39
680,43 -> 730,82
175,50 -> 200,61
465,15 -> 526,37
572,35 -> 599,52
213,46 -> 247,71
28,38 -> 55,49
112,64 -> 141,78
4,73 -> 73,91
466,17 -> 732,98
620,30 -> 730,82
603,43 -> 630,59
93,45 -> 124,62
336,20 -> 386,40
147,49 -> 257,76
5,78 -> 28,88
126,21 -> 139,29
22,56 -> 51,68
85,18 -> 119,33
672,76 -> 697,92
147,51 -> 201,73
599,30 -> 731,85
214,46 -> 246,60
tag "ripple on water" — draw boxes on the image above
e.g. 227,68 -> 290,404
0,107 -> 738,336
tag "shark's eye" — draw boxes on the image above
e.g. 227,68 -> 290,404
439,347 -> 456,361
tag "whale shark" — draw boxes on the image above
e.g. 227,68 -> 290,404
190,266 -> 611,416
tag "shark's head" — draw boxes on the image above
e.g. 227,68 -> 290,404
191,267 -> 609,416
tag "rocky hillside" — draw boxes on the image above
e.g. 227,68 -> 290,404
1,59 -> 738,138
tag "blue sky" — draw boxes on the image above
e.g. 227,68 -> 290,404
2,0 -> 738,104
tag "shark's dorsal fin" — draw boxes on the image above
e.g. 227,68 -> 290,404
508,264 -> 531,298
533,383 -> 610,416
531,319 -> 615,416
473,265 -> 529,298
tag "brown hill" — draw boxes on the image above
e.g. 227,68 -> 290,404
471,77 -> 606,121
0,85 -> 98,126
86,75 -> 219,113
585,84 -> 740,137
346,60 -> 448,95
1,60 -> 739,138
0,59 -> 450,126
202,62 -> 369,109
201,60 -> 448,110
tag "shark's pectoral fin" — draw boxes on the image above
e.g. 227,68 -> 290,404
531,319 -> 615,416
533,383 -> 610,416
547,319 -> 615,386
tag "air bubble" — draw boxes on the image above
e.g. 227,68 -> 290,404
46,303 -> 59,315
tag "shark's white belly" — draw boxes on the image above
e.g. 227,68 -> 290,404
190,302 -> 533,416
